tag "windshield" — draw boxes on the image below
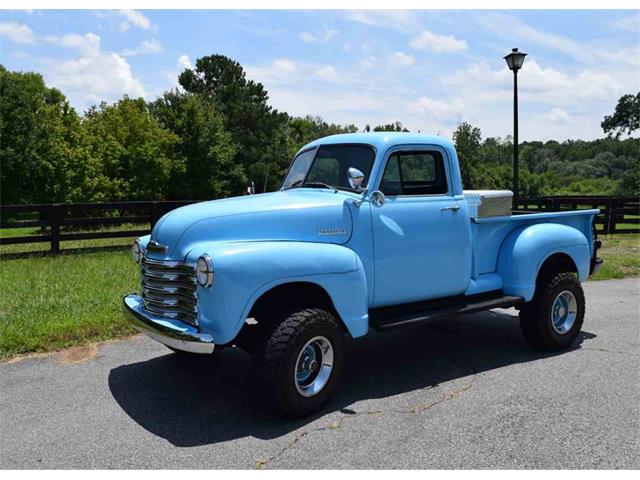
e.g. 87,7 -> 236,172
282,144 -> 375,191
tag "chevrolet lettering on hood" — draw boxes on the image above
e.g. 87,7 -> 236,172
318,227 -> 347,236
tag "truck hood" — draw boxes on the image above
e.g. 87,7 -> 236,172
150,190 -> 357,259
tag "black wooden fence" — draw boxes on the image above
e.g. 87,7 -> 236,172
518,195 -> 640,235
0,201 -> 195,254
0,196 -> 638,255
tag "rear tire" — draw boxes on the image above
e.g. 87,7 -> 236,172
254,308 -> 344,419
519,271 -> 585,351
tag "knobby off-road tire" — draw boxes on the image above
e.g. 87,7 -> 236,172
254,308 -> 344,419
519,271 -> 585,351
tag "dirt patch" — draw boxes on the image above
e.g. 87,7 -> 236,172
59,344 -> 99,364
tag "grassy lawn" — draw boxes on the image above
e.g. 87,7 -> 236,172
0,250 -> 139,360
590,234 -> 640,280
0,232 -> 637,361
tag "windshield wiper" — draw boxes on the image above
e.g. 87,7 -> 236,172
284,180 -> 335,190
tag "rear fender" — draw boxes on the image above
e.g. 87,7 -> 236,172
497,223 -> 590,302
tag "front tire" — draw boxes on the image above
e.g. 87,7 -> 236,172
255,308 -> 344,419
519,272 -> 585,351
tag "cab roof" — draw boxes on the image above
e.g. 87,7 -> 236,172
301,132 -> 455,154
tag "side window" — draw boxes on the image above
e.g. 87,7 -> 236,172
380,151 -> 448,196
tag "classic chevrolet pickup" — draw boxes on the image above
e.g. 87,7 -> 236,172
123,132 -> 603,417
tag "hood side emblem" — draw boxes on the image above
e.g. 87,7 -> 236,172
318,227 -> 347,236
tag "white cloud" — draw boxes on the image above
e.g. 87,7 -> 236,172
390,51 -> 415,66
406,96 -> 464,121
540,107 -> 571,124
272,59 -> 297,74
177,54 -> 192,70
116,9 -> 153,31
121,38 -> 163,57
452,60 -> 624,104
0,21 -> 36,44
45,32 -> 144,109
358,56 -> 379,70
316,65 -> 338,81
45,33 -> 100,56
345,10 -> 417,30
299,26 -> 339,43
410,29 -> 467,53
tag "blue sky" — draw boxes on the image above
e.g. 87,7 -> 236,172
1,9 -> 638,141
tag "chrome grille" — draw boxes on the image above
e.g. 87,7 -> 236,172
140,256 -> 198,326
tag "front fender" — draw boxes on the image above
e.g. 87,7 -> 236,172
185,241 -> 369,344
497,223 -> 590,302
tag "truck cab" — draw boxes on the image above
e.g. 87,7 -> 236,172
123,132 -> 602,418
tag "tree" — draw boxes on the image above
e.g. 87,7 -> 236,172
0,65 -> 82,204
617,156 -> 640,196
81,97 -> 179,201
601,93 -> 640,138
372,121 -> 409,132
179,54 -> 290,192
149,90 -> 243,200
452,121 -> 482,188
287,115 -> 358,155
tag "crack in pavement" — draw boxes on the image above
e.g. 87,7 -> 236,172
579,347 -> 640,357
254,382 -> 473,469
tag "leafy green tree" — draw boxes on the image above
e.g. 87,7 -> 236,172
0,65 -> 83,204
81,97 -> 179,201
179,54 -> 290,192
372,121 -> 409,132
149,90 -> 243,200
453,121 -> 482,188
287,115 -> 358,156
616,156 -> 640,196
602,93 -> 640,138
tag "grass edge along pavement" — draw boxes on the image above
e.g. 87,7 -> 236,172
0,234 -> 638,361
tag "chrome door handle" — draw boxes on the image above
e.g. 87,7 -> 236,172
441,204 -> 460,212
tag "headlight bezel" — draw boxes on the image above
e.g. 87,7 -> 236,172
195,254 -> 214,288
131,240 -> 142,264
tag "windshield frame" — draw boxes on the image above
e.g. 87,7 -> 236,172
281,143 -> 377,192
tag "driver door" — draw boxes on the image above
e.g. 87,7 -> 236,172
371,148 -> 471,307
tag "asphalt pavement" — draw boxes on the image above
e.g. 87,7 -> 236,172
1,278 -> 639,469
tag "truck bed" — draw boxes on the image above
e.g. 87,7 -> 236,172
469,209 -> 599,279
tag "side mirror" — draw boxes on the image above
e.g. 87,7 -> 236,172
347,167 -> 365,191
370,190 -> 386,207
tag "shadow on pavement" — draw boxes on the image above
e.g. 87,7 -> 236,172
108,310 -> 596,447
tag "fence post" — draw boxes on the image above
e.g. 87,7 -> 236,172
50,204 -> 60,254
150,201 -> 160,231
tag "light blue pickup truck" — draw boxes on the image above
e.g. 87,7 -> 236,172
123,132 -> 603,418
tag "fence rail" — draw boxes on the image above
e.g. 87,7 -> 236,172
1,196 -> 638,255
0,201 -> 195,254
518,195 -> 640,235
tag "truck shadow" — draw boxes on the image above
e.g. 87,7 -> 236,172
108,310 -> 596,447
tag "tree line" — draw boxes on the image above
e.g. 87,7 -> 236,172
1,56 -> 638,206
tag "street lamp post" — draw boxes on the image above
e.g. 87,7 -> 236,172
504,48 -> 527,210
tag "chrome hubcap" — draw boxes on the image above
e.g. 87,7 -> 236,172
551,290 -> 578,334
294,336 -> 334,397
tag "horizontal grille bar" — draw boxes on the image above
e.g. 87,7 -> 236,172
140,255 -> 198,326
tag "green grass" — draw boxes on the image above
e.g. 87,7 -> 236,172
0,250 -> 139,360
590,234 -> 640,280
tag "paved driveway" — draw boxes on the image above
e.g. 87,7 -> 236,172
1,278 -> 639,469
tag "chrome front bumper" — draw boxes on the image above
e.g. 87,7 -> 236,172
123,294 -> 215,354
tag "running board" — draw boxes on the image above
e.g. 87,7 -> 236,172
370,293 -> 524,331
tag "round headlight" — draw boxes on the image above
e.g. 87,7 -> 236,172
196,254 -> 214,288
131,240 -> 142,264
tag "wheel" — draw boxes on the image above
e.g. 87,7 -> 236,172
519,271 -> 585,351
254,308 -> 344,419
